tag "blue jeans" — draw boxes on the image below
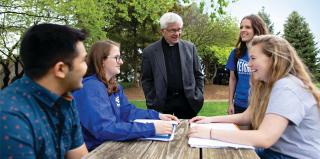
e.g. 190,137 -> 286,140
256,148 -> 296,159
234,105 -> 246,114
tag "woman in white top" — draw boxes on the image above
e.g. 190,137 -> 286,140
189,35 -> 320,159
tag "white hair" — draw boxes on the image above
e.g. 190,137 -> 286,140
159,12 -> 183,29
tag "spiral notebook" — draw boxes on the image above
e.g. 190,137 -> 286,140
134,119 -> 178,141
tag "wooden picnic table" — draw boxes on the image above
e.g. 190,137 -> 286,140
85,120 -> 260,159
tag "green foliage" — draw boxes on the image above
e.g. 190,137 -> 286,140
283,11 -> 320,81
1,0 -> 237,84
182,0 -> 237,19
258,6 -> 275,34
175,3 -> 238,83
210,46 -> 234,65
106,0 -> 176,83
66,0 -> 111,44
178,4 -> 238,49
131,100 -> 228,116
0,0 -> 109,56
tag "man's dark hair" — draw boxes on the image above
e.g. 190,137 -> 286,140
20,23 -> 87,79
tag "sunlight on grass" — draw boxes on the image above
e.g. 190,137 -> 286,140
130,100 -> 227,117
131,82 -> 320,117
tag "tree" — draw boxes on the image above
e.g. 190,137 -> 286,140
283,11 -> 320,81
258,6 -> 275,34
1,0 -> 237,87
175,3 -> 238,84
105,0 -> 176,85
1,0 -> 69,86
0,0 -> 111,49
0,0 -> 111,87
182,0 -> 237,19
108,0 -> 235,85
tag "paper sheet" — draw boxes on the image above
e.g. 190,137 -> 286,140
188,123 -> 254,149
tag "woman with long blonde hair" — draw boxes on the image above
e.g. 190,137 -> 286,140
189,35 -> 320,159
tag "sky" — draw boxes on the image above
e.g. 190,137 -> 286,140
223,0 -> 319,47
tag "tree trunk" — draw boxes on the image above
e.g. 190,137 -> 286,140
211,63 -> 217,83
1,60 -> 10,89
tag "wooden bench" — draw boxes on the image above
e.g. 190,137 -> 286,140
85,120 -> 259,159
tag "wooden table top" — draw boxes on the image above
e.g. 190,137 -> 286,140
85,120 -> 259,159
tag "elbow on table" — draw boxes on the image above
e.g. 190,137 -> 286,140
255,135 -> 277,149
258,142 -> 273,149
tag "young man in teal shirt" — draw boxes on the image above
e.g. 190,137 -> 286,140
0,23 -> 88,159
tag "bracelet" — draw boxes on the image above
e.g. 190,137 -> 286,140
210,128 -> 213,140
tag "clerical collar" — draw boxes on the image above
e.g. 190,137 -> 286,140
162,38 -> 178,47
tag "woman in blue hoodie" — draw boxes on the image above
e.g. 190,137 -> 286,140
73,40 -> 179,151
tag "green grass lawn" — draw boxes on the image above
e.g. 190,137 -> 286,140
119,82 -> 134,89
130,100 -> 228,117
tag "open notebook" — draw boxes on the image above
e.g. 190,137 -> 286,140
188,123 -> 254,149
133,119 -> 178,141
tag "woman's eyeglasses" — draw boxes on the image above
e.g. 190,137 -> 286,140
107,55 -> 123,63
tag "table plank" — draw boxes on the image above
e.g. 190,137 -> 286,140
85,140 -> 152,159
202,148 -> 260,159
85,120 -> 259,159
140,120 -> 199,159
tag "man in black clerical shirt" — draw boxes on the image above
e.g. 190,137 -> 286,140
141,12 -> 204,119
